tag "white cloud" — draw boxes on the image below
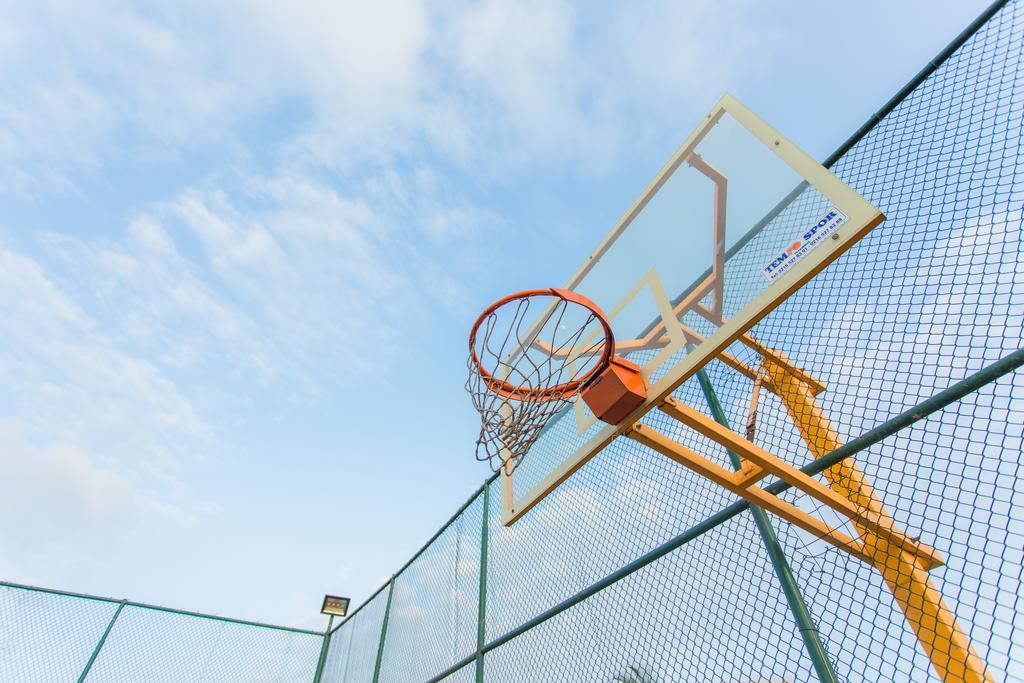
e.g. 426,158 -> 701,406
227,0 -> 430,116
160,174 -> 425,376
0,0 -> 429,193
447,0 -> 579,132
33,220 -> 280,385
12,157 -> 498,398
0,0 -> 778,191
0,420 -> 186,545
433,0 -> 778,172
613,1 -> 772,96
0,238 -> 213,580
0,240 -> 208,449
0,244 -> 224,618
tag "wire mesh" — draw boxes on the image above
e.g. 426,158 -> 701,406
0,582 -> 323,683
0,583 -> 119,682
484,512 -> 823,682
324,584 -> 392,683
320,615 -> 355,683
86,605 -> 322,682
378,493 -> 484,682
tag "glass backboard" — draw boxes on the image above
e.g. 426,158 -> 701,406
502,94 -> 884,525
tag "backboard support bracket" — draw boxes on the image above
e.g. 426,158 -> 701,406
648,395 -> 943,570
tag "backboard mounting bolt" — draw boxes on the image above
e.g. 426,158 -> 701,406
832,233 -> 841,241
774,140 -> 780,146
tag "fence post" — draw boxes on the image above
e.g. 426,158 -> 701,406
475,485 -> 490,682
696,369 -> 839,683
77,599 -> 126,683
312,615 -> 334,683
371,578 -> 395,683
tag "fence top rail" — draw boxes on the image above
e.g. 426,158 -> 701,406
0,579 -> 323,637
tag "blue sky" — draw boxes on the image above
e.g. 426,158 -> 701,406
0,0 -> 994,629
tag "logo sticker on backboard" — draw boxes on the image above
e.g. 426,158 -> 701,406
761,207 -> 849,283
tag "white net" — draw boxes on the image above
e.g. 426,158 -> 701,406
466,292 -> 611,472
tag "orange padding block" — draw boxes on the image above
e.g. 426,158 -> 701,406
581,356 -> 647,425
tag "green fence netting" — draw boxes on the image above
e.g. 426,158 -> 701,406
322,1 -> 1024,682
3,1 -> 1023,681
0,582 -> 323,682
319,580 -> 393,683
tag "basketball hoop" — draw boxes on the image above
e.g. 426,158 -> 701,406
466,288 -> 647,473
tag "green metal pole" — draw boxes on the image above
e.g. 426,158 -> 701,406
77,599 -> 126,683
371,578 -> 395,683
475,485 -> 490,683
312,614 -> 334,683
695,368 -> 839,683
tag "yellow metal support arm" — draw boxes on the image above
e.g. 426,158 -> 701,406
657,396 -> 944,570
763,354 -> 993,683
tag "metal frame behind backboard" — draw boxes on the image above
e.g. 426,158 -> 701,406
502,93 -> 884,525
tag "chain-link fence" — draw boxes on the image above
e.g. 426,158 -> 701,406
3,2 -> 1022,682
321,1 -> 1024,682
0,581 -> 323,682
